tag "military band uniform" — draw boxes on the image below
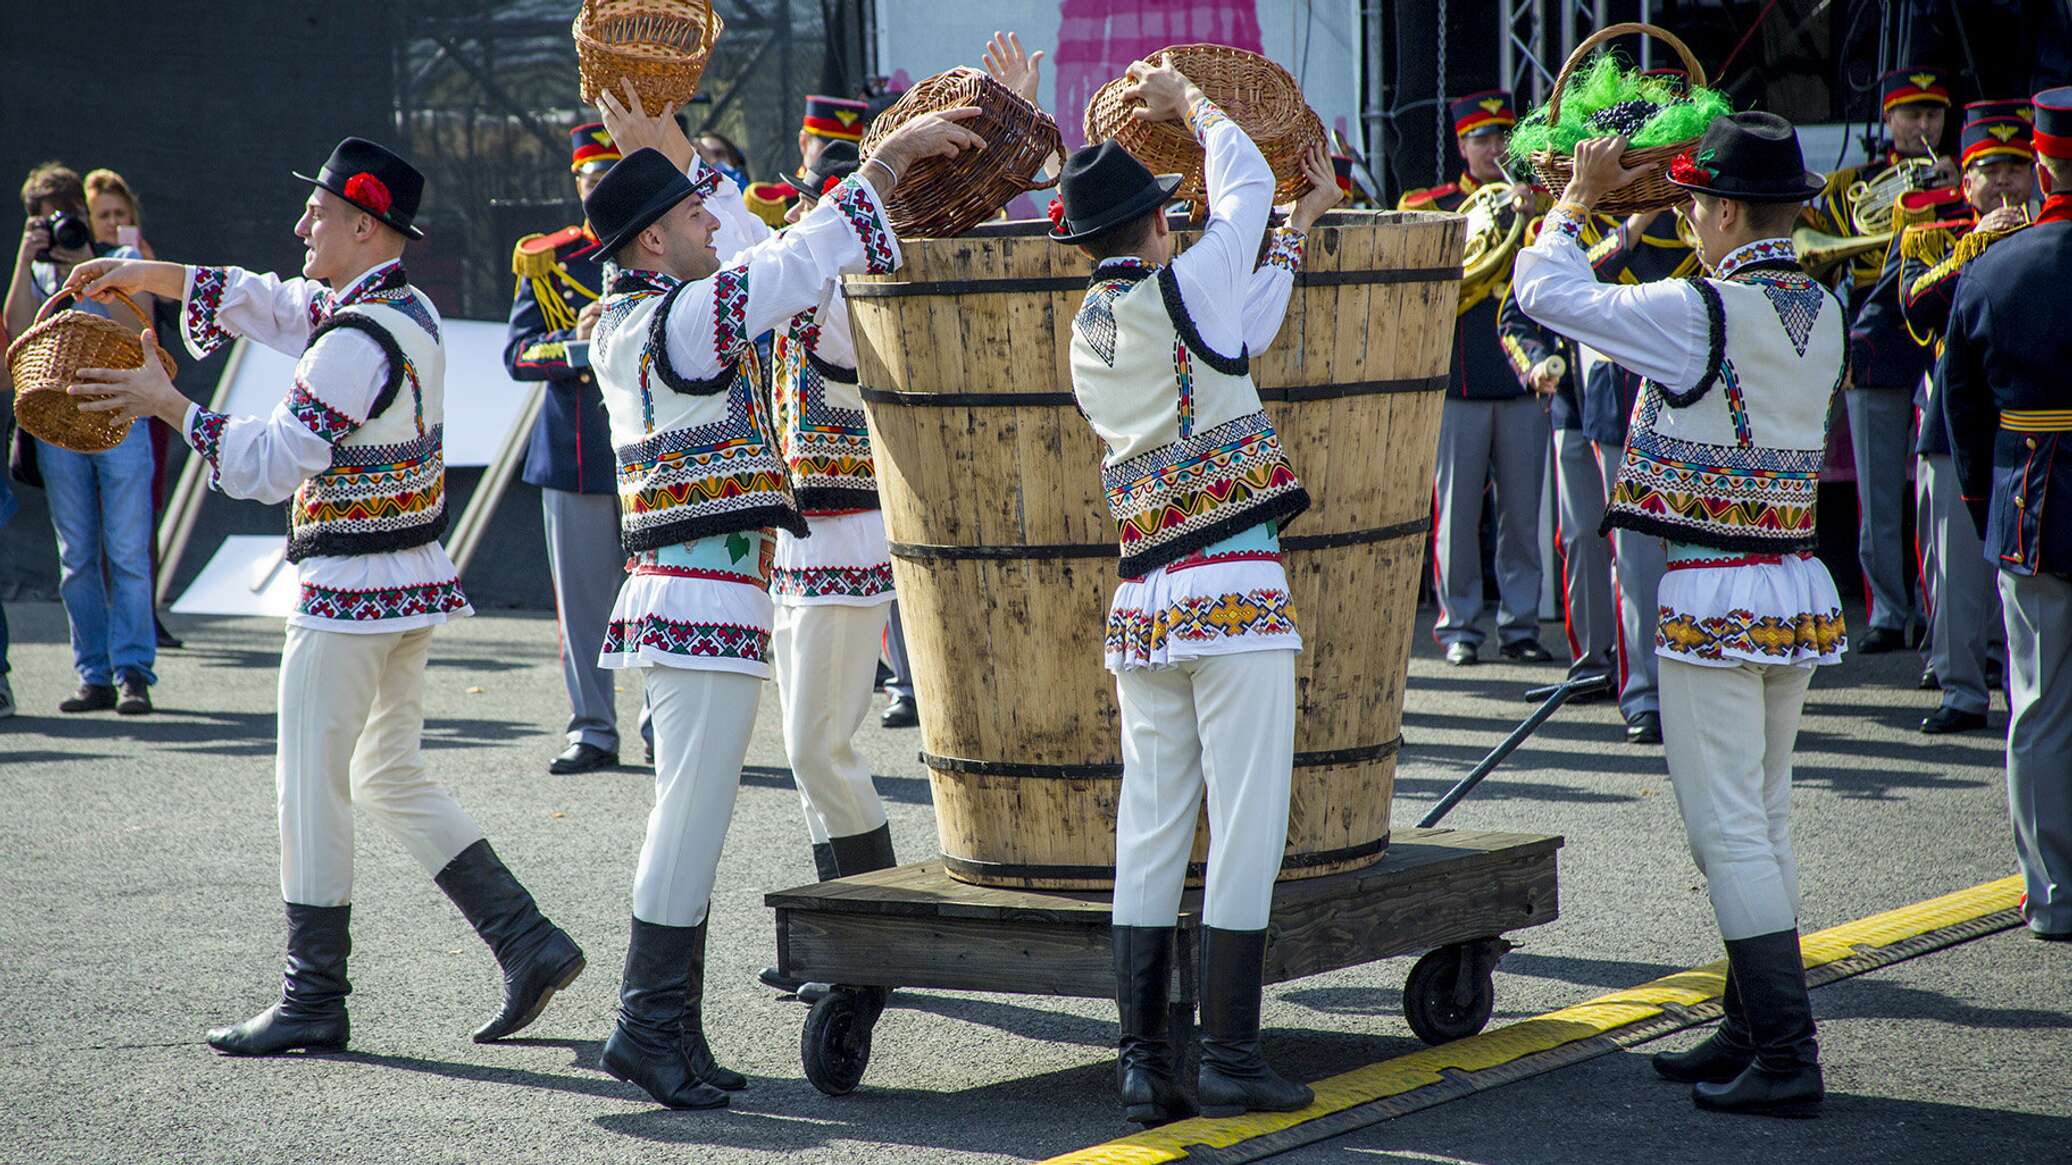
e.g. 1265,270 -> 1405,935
1939,87 -> 2072,940
1807,68 -> 1953,641
179,139 -> 582,1058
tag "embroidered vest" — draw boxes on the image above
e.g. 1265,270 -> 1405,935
287,294 -> 448,563
1603,260 -> 1845,554
1069,263 -> 1309,578
594,270 -> 807,553
772,300 -> 877,514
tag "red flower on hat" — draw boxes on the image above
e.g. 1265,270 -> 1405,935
343,172 -> 392,216
821,174 -> 844,197
1048,198 -> 1066,229
1668,149 -> 1716,185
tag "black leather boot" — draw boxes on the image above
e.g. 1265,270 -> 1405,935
206,902 -> 351,1056
1196,927 -> 1313,1117
434,839 -> 586,1042
601,917 -> 729,1109
1693,929 -> 1822,1117
1653,962 -> 1755,1083
761,841 -> 838,992
682,915 -> 747,1091
1113,926 -> 1196,1127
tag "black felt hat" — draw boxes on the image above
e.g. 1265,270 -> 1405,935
294,137 -> 426,240
1049,141 -> 1182,244
584,148 -> 702,256
1665,112 -> 1825,204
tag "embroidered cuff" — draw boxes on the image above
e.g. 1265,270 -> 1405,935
828,175 -> 899,274
1542,204 -> 1586,245
288,380 -> 361,445
185,404 -> 228,487
689,160 -> 724,199
1187,96 -> 1234,143
1264,227 -> 1305,274
709,266 -> 751,363
182,265 -> 233,360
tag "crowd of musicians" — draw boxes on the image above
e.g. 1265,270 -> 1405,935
24,21 -> 2065,1132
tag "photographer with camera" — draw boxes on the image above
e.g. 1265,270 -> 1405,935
4,162 -> 160,714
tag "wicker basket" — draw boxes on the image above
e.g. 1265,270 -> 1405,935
1529,23 -> 1708,215
573,0 -> 725,112
1083,45 -> 1327,212
7,290 -> 171,454
860,67 -> 1062,239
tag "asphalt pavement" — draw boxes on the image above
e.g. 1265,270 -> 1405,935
0,599 -> 2062,1165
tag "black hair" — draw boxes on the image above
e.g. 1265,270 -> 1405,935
1081,209 -> 1159,261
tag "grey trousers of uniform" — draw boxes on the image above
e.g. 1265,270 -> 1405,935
1844,388 -> 1918,633
1595,440 -> 1665,718
542,488 -> 628,751
1433,396 -> 1549,647
1552,428 -> 1614,674
1998,569 -> 2072,937
883,599 -> 914,702
1920,454 -> 2003,715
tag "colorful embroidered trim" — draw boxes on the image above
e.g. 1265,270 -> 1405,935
830,176 -> 897,274
710,266 -> 750,364
1544,205 -> 1586,244
289,426 -> 447,562
288,380 -> 361,445
298,577 -> 468,622
187,407 -> 228,476
1105,588 -> 1299,666
1656,604 -> 1847,660
1102,411 -> 1310,577
1719,359 -> 1753,447
184,266 -> 232,356
602,614 -> 771,663
1173,340 -> 1197,439
690,164 -> 723,199
1187,97 -> 1234,142
770,562 -> 896,599
1715,236 -> 1798,280
1264,228 -> 1305,273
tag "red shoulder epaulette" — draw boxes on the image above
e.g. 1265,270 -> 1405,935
1399,181 -> 1459,209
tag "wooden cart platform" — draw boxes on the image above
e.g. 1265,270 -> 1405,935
765,827 -> 1562,1095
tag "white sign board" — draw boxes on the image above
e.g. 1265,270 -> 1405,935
214,318 -> 531,468
169,534 -> 300,618
872,1 -> 1364,156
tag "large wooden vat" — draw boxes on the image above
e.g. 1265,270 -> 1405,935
846,209 -> 1464,889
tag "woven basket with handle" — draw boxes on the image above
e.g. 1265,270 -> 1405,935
860,68 -> 1061,239
7,289 -> 171,454
1529,23 -> 1709,215
1084,45 -> 1326,213
573,0 -> 724,112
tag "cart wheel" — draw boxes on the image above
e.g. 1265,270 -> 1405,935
801,987 -> 883,1096
1403,942 -> 1496,1045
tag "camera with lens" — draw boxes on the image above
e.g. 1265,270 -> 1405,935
36,210 -> 93,260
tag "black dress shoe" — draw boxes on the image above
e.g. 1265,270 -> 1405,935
1917,668 -> 1939,691
881,696 -> 918,729
154,614 -> 184,650
1626,710 -> 1663,745
116,676 -> 152,716
1919,706 -> 1987,735
1443,642 -> 1478,667
58,683 -> 116,713
549,741 -> 619,775
1857,626 -> 1906,654
643,740 -> 654,765
1500,638 -> 1554,663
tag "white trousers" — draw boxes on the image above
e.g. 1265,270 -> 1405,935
1111,651 -> 1296,931
277,624 -> 483,907
771,602 -> 892,844
1658,656 -> 1812,940
635,667 -> 761,927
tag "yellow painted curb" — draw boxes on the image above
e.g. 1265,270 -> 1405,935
1037,876 -> 2024,1165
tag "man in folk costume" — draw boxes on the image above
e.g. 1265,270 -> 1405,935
1402,91 -> 1555,666
64,139 -> 585,1055
1898,105 -> 2034,735
504,121 -> 650,774
579,85 -> 984,1108
1940,87 -> 2072,943
1808,66 -> 1954,652
1051,56 -> 1342,1124
1516,115 -> 1848,1115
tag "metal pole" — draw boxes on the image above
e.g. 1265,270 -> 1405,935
1639,0 -> 1653,70
1500,0 -> 1517,100
1416,673 -> 1615,828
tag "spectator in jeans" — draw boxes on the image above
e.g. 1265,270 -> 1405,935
84,167 -> 184,650
3,162 -> 158,714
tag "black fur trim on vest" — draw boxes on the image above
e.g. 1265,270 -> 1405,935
1657,277 -> 1726,408
309,314 -> 408,420
795,485 -> 880,514
646,278 -> 735,395
806,349 -> 857,384
287,507 -> 447,564
620,501 -> 810,554
1600,506 -> 1819,556
1156,265 -> 1249,376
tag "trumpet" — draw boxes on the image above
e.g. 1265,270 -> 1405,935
1791,225 -> 1896,279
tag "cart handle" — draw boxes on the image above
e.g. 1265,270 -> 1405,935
1416,671 -> 1615,829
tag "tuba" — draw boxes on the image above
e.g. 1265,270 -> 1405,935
1456,181 -> 1529,314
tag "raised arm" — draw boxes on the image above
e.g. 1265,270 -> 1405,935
70,257 -> 324,359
